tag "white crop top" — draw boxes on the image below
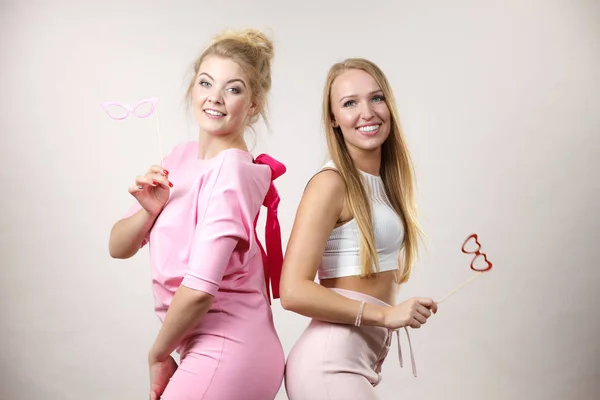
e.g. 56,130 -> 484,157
317,160 -> 405,280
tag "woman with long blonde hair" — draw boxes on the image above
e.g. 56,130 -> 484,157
281,58 -> 439,399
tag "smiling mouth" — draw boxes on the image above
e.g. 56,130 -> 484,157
356,124 -> 381,135
204,109 -> 226,117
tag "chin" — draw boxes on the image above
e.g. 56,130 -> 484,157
201,126 -> 230,136
361,143 -> 385,152
356,136 -> 388,151
201,123 -> 243,138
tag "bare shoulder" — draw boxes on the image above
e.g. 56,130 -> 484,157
285,169 -> 346,260
299,169 -> 346,221
305,168 -> 345,200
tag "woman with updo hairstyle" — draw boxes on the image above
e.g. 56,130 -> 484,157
109,28 -> 286,400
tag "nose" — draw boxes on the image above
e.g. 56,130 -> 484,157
359,102 -> 375,120
207,89 -> 224,104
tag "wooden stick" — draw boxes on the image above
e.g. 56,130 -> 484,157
436,272 -> 483,304
154,106 -> 164,167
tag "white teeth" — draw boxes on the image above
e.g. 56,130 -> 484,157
205,109 -> 224,116
357,125 -> 379,132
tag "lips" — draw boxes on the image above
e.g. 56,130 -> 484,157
204,109 -> 226,117
356,124 -> 381,136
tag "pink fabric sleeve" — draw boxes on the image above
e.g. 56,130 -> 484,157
181,157 -> 261,296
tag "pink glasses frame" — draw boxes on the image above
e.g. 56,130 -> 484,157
102,97 -> 159,120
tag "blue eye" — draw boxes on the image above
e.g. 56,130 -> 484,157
227,87 -> 241,94
199,80 -> 210,87
372,95 -> 385,102
343,100 -> 356,107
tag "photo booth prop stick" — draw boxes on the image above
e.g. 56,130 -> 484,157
102,97 -> 164,167
436,234 -> 493,304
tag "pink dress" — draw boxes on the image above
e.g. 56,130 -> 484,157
124,141 -> 286,400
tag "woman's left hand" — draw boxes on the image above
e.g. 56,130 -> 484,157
148,353 -> 178,400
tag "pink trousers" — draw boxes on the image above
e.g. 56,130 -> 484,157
284,288 -> 416,400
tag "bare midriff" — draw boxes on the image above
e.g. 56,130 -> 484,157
320,269 -> 399,306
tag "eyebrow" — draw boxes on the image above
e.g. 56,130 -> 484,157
198,72 -> 247,88
339,89 -> 383,103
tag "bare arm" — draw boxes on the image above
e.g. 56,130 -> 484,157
108,209 -> 157,259
148,286 -> 213,361
279,170 -> 388,327
109,165 -> 171,259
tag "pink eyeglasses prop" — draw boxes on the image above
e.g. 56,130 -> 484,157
102,97 -> 164,167
437,233 -> 494,304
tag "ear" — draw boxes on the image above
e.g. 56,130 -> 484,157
248,102 -> 257,116
331,118 -> 339,128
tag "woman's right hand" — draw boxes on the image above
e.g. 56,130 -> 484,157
382,297 -> 438,330
128,166 -> 172,217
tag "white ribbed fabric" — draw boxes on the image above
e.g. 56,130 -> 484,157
317,161 -> 404,280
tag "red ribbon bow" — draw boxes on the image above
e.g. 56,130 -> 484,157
253,154 -> 286,303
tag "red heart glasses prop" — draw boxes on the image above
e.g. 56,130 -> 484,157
437,233 -> 494,304
462,234 -> 493,272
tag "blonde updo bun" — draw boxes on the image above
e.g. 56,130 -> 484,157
212,28 -> 274,64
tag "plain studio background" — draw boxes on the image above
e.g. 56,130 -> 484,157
1,0 -> 598,399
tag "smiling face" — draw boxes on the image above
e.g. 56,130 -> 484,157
191,55 -> 256,137
329,68 -> 391,153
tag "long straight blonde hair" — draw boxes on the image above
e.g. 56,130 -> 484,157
322,58 -> 422,284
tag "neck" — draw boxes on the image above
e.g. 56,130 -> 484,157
347,145 -> 382,176
197,130 -> 248,160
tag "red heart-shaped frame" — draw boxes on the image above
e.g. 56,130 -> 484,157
462,233 -> 493,272
462,233 -> 481,254
470,252 -> 493,272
